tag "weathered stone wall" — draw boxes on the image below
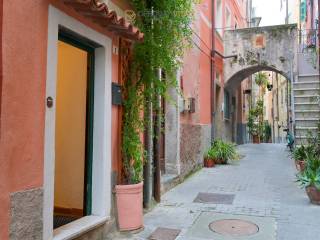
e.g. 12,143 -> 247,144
10,188 -> 43,240
224,24 -> 298,90
180,124 -> 211,176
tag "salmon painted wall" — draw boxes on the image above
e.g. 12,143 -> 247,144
0,1 -> 48,238
181,1 -> 212,126
0,0 -> 125,238
215,0 -> 247,81
199,0 -> 213,125
181,0 -> 248,127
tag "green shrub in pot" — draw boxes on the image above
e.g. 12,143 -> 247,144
296,155 -> 320,205
211,140 -> 238,164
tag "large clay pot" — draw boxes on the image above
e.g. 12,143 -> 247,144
306,186 -> 320,205
214,158 -> 224,165
297,160 -> 306,172
252,135 -> 260,144
295,160 -> 300,171
115,182 -> 143,231
204,158 -> 215,168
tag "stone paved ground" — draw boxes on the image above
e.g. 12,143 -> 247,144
107,144 -> 320,240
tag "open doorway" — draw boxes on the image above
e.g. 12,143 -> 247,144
53,34 -> 94,229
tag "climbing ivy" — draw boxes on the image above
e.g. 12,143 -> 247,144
122,0 -> 196,184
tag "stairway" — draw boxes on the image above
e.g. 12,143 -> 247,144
294,52 -> 320,145
294,74 -> 320,145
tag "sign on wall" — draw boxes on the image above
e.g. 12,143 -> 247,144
252,34 -> 266,49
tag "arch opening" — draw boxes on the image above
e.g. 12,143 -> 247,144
225,65 -> 290,91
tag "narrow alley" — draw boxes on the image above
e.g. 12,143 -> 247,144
109,144 -> 320,240
1,1 -> 320,240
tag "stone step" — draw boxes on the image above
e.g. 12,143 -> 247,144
294,102 -> 320,111
295,110 -> 320,118
297,74 -> 320,82
295,118 -> 319,128
294,81 -> 320,89
295,137 -> 310,145
294,95 -> 319,104
295,126 -> 318,136
294,88 -> 320,96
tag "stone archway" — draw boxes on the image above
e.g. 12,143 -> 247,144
223,24 -> 298,90
226,65 -> 290,90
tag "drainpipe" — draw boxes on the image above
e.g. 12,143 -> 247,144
272,74 -> 275,143
211,0 -> 216,142
153,68 -> 161,203
318,0 -> 320,73
285,0 -> 289,24
299,0 -> 302,44
143,1 -> 154,209
143,84 -> 153,208
276,73 -> 280,143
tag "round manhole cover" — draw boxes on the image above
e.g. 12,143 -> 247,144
209,219 -> 259,237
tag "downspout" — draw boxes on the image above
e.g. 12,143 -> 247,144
299,0 -> 302,44
276,73 -> 280,143
143,2 -> 153,209
153,68 -> 161,203
211,0 -> 216,142
272,74 -> 275,143
318,0 -> 320,74
0,0 -> 2,134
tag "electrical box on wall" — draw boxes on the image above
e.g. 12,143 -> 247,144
182,97 -> 196,113
112,83 -> 123,106
189,98 -> 195,113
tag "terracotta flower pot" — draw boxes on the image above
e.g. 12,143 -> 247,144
213,158 -> 226,165
297,160 -> 306,172
306,186 -> 320,205
115,182 -> 143,231
252,135 -> 260,144
295,160 -> 300,171
204,158 -> 215,168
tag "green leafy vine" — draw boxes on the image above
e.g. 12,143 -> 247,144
121,0 -> 196,184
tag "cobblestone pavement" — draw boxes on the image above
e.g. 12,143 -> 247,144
108,144 -> 320,240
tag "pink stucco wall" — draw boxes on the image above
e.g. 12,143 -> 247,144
181,0 -> 248,128
0,1 -> 124,238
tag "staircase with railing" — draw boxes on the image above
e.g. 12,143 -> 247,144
294,29 -> 320,145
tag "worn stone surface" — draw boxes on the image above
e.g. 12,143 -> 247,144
75,225 -> 105,240
10,188 -> 43,240
224,24 -> 298,90
193,192 -> 235,205
105,144 -> 320,240
148,227 -> 181,240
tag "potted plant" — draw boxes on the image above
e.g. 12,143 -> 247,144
292,145 -> 307,172
211,140 -> 238,164
263,122 -> 272,143
204,148 -> 216,168
248,99 -> 264,144
296,155 -> 320,205
248,112 -> 260,144
115,87 -> 144,231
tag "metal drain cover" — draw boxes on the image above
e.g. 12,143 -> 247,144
148,227 -> 181,240
209,219 -> 259,237
193,192 -> 235,204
